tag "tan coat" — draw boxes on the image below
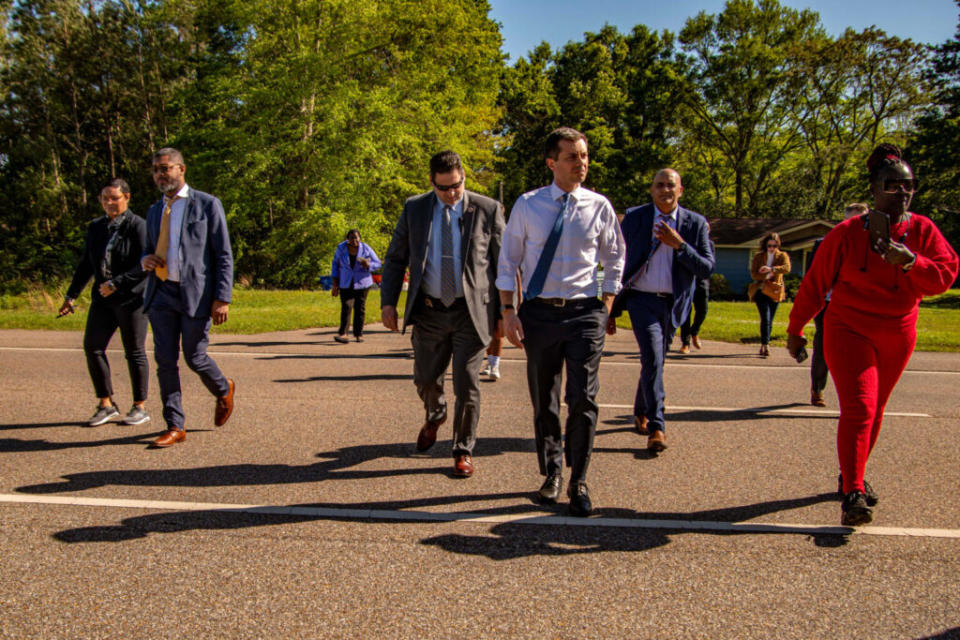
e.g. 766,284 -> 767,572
749,250 -> 791,302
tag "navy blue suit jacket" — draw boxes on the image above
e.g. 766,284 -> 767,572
142,188 -> 234,318
615,203 -> 715,330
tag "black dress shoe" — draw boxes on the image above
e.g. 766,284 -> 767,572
567,481 -> 592,517
838,473 -> 879,506
537,473 -> 563,503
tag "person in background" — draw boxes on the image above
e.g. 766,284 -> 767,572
749,232 -> 790,357
809,202 -> 869,407
59,178 -> 150,427
331,229 -> 381,343
787,143 -> 958,526
679,270 -> 710,354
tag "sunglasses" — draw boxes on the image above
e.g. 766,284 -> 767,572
881,178 -> 918,194
433,178 -> 464,192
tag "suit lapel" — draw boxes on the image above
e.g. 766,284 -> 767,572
460,192 -> 476,263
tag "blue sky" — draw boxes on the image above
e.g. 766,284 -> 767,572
488,0 -> 959,62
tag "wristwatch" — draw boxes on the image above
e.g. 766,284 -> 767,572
501,303 -> 515,313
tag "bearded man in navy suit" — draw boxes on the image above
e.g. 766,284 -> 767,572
608,169 -> 714,453
140,148 -> 235,448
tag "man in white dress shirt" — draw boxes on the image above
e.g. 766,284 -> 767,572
498,127 -> 625,517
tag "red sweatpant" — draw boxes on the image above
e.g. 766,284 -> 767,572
824,306 -> 916,494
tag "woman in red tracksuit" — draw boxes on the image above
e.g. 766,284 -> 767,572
787,143 -> 958,526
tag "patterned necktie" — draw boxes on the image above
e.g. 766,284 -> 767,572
524,193 -> 568,301
153,195 -> 178,281
440,205 -> 456,306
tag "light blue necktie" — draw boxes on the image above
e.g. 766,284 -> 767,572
440,205 -> 456,306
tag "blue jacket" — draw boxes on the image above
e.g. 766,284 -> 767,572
142,187 -> 233,318
615,203 -> 715,330
331,241 -> 381,289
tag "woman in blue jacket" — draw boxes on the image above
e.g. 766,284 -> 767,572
331,229 -> 381,343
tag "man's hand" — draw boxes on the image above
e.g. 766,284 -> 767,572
357,256 -> 370,269
211,300 -> 229,326
331,285 -> 339,298
98,281 -> 116,297
141,254 -> 164,271
382,305 -> 399,332
502,311 -> 524,349
786,334 -> 807,359
57,299 -> 75,317
877,239 -> 916,268
654,220 -> 685,250
606,316 -> 617,335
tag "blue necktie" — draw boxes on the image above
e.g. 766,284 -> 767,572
524,193 -> 568,300
440,205 -> 456,306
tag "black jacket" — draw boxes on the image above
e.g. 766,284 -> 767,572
66,212 -> 148,308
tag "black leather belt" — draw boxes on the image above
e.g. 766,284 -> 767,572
532,297 -> 593,308
422,294 -> 465,310
636,290 -> 673,299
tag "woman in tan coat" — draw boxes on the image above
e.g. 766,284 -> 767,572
749,232 -> 791,357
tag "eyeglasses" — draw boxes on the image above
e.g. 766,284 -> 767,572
881,178 -> 918,194
766,243 -> 779,249
153,164 -> 181,174
433,178 -> 464,192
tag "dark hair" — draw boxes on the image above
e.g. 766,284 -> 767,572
544,127 -> 587,160
153,147 -> 185,165
866,143 -> 909,181
760,232 -> 781,250
102,178 -> 131,195
345,228 -> 361,241
429,150 -> 462,179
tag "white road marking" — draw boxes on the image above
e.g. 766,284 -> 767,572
3,345 -> 956,376
2,493 -> 958,539
597,404 -> 931,418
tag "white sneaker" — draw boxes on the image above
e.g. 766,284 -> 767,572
481,364 -> 491,376
489,364 -> 501,381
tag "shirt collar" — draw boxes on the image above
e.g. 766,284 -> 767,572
549,182 -> 584,203
653,203 -> 678,221
435,194 -> 463,216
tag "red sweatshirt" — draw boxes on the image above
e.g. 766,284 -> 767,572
789,213 -> 959,336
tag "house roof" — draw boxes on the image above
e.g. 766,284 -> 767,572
708,217 -> 837,249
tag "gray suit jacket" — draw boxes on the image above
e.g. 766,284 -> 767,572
380,189 -> 505,345
142,188 -> 234,318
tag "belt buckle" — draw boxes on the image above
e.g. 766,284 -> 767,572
547,298 -> 565,307
424,297 -> 434,309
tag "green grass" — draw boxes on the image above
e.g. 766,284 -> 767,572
2,284 -> 957,351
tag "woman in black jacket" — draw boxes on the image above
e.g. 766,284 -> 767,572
59,179 -> 150,426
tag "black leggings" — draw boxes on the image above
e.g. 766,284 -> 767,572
338,287 -> 369,337
83,297 -> 149,401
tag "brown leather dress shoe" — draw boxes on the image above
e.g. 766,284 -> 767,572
453,454 -> 474,477
634,415 -> 649,436
692,335 -> 702,349
680,344 -> 690,354
214,379 -> 235,426
416,417 -> 445,452
153,429 -> 186,447
811,390 -> 826,407
647,429 -> 667,452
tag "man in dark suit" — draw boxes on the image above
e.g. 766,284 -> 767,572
380,150 -> 505,478
140,148 -> 235,448
609,168 -> 714,452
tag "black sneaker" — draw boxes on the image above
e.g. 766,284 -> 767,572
837,474 -> 879,507
122,405 -> 151,426
88,404 -> 120,427
841,491 -> 873,526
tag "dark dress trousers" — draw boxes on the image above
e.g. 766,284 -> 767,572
66,212 -> 150,401
615,203 -> 714,433
142,188 -> 233,430
380,190 -> 505,456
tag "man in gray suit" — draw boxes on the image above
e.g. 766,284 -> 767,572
381,150 -> 505,478
140,147 -> 235,448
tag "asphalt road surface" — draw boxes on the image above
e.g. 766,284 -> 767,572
1,325 -> 958,639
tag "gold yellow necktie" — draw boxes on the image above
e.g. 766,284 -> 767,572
153,195 -> 177,281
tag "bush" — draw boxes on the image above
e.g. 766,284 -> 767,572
784,273 -> 803,301
709,272 -> 735,300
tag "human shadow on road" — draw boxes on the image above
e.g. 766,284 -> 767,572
0,421 -> 90,432
15,436 -> 537,494
275,373 -> 414,382
421,491 -> 844,559
0,430 -> 164,453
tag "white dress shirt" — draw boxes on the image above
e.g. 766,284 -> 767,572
164,184 -> 190,283
633,205 -> 678,295
497,183 -> 624,299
